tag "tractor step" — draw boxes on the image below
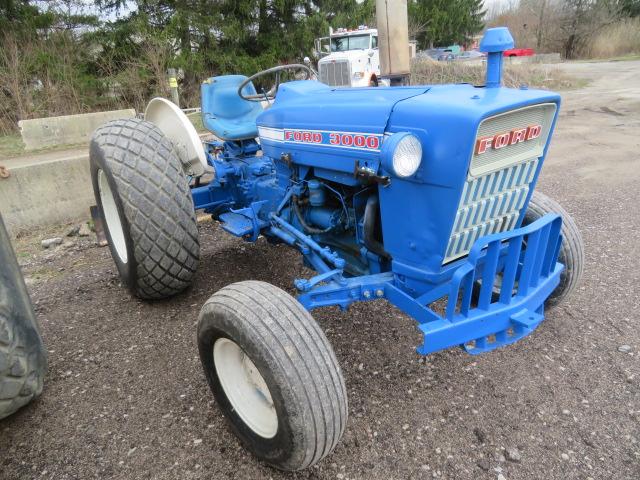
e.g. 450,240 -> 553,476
462,309 -> 544,354
219,212 -> 254,237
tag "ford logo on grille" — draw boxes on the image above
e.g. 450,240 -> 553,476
475,124 -> 542,155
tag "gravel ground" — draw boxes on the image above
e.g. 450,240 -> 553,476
1,60 -> 639,480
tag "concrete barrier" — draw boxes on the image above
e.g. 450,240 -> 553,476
18,109 -> 136,151
0,149 -> 93,235
504,53 -> 562,65
526,53 -> 562,64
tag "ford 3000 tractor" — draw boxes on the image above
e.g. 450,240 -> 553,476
89,27 -> 583,471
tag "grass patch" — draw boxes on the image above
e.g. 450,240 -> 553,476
0,134 -> 26,158
574,53 -> 640,63
411,59 -> 584,91
28,266 -> 64,282
592,54 -> 640,62
187,111 -> 206,133
0,135 -> 88,159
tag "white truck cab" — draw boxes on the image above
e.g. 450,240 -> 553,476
315,26 -> 385,88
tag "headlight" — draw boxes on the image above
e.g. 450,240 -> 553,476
381,132 -> 422,178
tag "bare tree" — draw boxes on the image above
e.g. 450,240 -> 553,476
558,0 -> 622,58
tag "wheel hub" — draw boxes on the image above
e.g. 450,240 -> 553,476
97,169 -> 128,264
213,338 -> 278,438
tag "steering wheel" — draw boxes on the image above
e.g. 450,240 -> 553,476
237,64 -> 313,102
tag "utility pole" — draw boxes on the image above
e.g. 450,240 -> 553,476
167,68 -> 180,108
376,0 -> 411,86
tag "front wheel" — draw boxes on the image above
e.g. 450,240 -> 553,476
524,191 -> 584,306
197,281 -> 348,471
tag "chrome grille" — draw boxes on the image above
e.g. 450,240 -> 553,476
319,60 -> 351,87
471,103 -> 556,177
444,103 -> 557,264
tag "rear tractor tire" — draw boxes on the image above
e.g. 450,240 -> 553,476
524,190 -> 584,306
197,281 -> 348,471
90,118 -> 200,300
0,215 -> 47,420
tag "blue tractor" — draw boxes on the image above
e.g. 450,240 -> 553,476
89,27 -> 583,471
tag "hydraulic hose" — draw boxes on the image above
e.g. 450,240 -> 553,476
363,194 -> 391,260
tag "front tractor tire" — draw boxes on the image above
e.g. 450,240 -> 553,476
90,118 -> 200,300
197,281 -> 348,471
524,191 -> 585,306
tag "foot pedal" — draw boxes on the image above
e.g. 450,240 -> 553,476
218,212 -> 254,237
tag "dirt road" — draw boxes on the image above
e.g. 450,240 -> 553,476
1,61 -> 639,480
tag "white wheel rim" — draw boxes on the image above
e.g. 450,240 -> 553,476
98,169 -> 128,264
213,338 -> 278,438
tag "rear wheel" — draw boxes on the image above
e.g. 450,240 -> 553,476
90,118 -> 200,299
524,191 -> 584,306
197,281 -> 348,471
0,215 -> 46,419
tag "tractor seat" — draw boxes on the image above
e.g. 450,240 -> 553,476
201,75 -> 263,141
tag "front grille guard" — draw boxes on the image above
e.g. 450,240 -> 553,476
297,214 -> 563,356
419,213 -> 563,354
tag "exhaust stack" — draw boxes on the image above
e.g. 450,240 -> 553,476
480,27 -> 515,88
376,0 -> 411,86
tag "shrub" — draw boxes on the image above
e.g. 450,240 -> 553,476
411,58 -> 581,90
587,17 -> 640,58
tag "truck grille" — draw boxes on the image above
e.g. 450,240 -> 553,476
319,60 -> 351,87
444,103 -> 557,264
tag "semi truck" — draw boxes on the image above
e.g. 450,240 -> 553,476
315,26 -> 385,87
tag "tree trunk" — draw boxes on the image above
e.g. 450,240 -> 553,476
537,0 -> 546,50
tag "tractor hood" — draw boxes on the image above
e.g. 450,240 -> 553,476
257,80 -> 427,133
257,81 -> 427,183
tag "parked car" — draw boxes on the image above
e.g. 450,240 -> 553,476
456,50 -> 486,61
418,48 -> 456,61
503,47 -> 535,57
437,50 -> 456,61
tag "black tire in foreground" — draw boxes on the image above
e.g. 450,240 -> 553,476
524,190 -> 585,306
197,281 -> 348,471
90,118 -> 200,300
0,215 -> 47,420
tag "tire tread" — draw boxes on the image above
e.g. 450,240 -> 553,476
0,284 -> 45,419
90,118 -> 199,299
201,281 -> 347,470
